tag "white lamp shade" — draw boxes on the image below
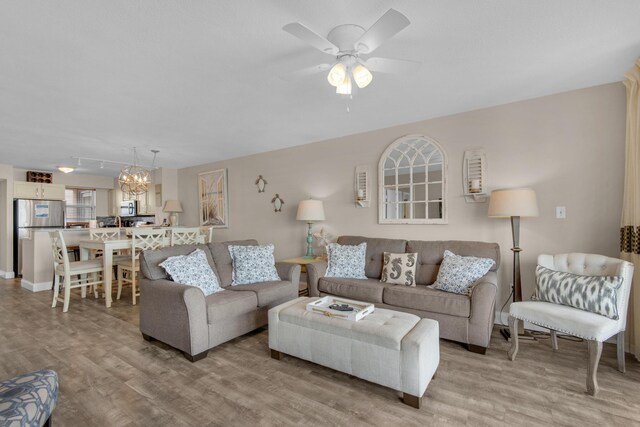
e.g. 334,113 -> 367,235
352,64 -> 373,88
163,199 -> 183,213
488,188 -> 539,218
296,199 -> 325,222
327,63 -> 347,87
335,75 -> 352,95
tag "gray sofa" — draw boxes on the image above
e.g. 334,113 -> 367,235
138,240 -> 300,362
307,236 -> 500,354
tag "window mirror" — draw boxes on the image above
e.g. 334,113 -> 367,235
378,135 -> 447,224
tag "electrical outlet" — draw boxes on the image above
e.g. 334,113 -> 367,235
556,206 -> 566,219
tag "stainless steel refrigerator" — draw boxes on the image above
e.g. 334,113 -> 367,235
13,199 -> 65,277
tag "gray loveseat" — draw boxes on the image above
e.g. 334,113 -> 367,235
138,240 -> 300,362
307,236 -> 500,354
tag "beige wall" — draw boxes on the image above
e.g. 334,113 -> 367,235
177,82 -> 625,306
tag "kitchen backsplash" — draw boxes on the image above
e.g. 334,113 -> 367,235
97,215 -> 157,227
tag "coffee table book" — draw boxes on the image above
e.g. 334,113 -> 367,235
306,296 -> 374,321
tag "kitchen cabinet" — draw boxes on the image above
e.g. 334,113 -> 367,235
14,182 -> 65,200
109,187 -> 155,215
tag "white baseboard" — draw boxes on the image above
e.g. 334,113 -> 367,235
21,279 -> 52,292
0,270 -> 15,279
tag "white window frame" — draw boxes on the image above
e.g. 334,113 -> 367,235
378,134 -> 448,224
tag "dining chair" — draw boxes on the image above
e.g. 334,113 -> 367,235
508,253 -> 634,395
170,227 -> 201,246
49,230 -> 104,313
199,226 -> 214,244
117,228 -> 167,305
89,228 -> 129,298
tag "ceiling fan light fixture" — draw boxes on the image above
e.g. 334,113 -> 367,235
336,75 -> 352,95
352,64 -> 373,88
327,63 -> 346,87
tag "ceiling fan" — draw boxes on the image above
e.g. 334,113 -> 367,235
282,9 -> 420,95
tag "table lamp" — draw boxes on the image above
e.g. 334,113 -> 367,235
488,188 -> 539,339
163,200 -> 183,226
296,199 -> 325,259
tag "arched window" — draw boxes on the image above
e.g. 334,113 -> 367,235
378,134 -> 447,224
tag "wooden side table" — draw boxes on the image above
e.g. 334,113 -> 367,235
280,256 -> 326,297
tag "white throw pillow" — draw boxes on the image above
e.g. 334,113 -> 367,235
325,242 -> 367,279
433,250 -> 495,294
381,252 -> 418,286
159,249 -> 222,296
228,244 -> 281,285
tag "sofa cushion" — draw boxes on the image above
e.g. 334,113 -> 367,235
406,240 -> 500,286
318,277 -> 394,303
228,244 -> 280,285
337,236 -> 407,279
208,240 -> 259,287
227,280 -> 296,308
383,285 -> 471,317
205,289 -> 258,323
140,244 -> 217,281
433,250 -> 495,294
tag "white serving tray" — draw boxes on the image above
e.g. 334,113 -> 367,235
306,296 -> 375,321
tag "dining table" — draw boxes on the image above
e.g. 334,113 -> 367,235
79,238 -> 132,308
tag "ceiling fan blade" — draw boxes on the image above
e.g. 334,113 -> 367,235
364,57 -> 421,74
283,23 -> 339,55
280,63 -> 331,81
355,9 -> 410,54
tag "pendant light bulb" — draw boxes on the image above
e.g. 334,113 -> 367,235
327,63 -> 346,87
352,64 -> 373,89
336,75 -> 352,95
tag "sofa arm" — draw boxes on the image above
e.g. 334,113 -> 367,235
306,261 -> 327,297
139,278 -> 209,356
275,262 -> 301,289
468,272 -> 498,349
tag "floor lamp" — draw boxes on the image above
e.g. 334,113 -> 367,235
488,188 -> 539,340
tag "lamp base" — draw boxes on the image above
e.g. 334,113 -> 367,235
169,213 -> 179,226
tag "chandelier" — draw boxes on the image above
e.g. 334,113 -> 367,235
118,148 -> 158,196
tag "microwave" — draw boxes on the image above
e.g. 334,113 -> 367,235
120,201 -> 137,217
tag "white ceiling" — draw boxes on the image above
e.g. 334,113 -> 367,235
1,1 -> 639,176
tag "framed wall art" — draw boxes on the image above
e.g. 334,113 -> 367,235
198,168 -> 229,228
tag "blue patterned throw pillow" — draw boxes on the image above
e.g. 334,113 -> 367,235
159,249 -> 222,296
325,242 -> 367,279
433,250 -> 495,294
534,265 -> 621,319
228,244 -> 281,285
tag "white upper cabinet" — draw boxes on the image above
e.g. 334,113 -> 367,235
14,182 -> 65,200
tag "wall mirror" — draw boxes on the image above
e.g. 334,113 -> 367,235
378,134 -> 447,224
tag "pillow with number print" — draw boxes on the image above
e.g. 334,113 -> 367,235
433,250 -> 495,294
325,242 -> 367,279
228,244 -> 281,285
381,252 -> 418,286
159,249 -> 222,296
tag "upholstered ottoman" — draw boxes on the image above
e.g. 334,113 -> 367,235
269,297 -> 439,408
0,369 -> 58,427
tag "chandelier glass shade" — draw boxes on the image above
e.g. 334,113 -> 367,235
118,148 -> 153,195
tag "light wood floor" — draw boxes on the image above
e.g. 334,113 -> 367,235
1,279 -> 639,427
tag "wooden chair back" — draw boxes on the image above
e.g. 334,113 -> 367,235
171,227 -> 201,246
199,226 -> 213,244
48,230 -> 70,274
90,228 -> 121,241
131,229 -> 167,259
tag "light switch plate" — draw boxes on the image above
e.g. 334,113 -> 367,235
556,206 -> 566,219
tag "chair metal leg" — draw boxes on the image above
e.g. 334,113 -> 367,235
508,316 -> 519,361
586,340 -> 602,396
550,330 -> 558,350
617,331 -> 626,373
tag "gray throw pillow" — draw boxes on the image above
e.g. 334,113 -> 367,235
533,265 -> 621,319
381,252 -> 418,286
325,242 -> 367,279
228,244 -> 280,285
159,249 -> 222,296
433,250 -> 495,294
